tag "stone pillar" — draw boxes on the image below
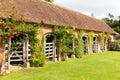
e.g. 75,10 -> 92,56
71,54 -> 76,59
71,39 -> 76,59
0,41 -> 5,75
53,47 -> 57,62
105,41 -> 108,51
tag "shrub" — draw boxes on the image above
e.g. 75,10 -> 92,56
53,26 -> 75,60
75,31 -> 84,58
30,30 -> 46,67
109,40 -> 120,51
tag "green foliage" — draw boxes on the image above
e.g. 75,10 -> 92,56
1,19 -> 46,67
99,32 -> 105,44
88,32 -> 94,50
45,0 -> 54,3
106,33 -> 110,41
75,31 -> 84,58
15,22 -> 45,67
110,40 -> 120,51
30,36 -> 45,67
0,20 -> 15,43
53,26 -> 75,58
16,23 -> 46,67
102,13 -> 120,34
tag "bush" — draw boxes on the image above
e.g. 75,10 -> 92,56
75,31 -> 84,58
109,40 -> 120,51
30,34 -> 46,67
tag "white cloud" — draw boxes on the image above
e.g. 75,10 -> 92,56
54,0 -> 120,19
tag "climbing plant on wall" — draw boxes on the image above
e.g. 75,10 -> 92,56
75,31 -> 84,58
0,18 -> 46,67
88,32 -> 94,53
15,22 -> 46,67
105,33 -> 110,43
0,19 -> 15,43
30,29 -> 45,67
99,32 -> 105,44
53,26 -> 75,61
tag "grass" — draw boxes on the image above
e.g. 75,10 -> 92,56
1,51 -> 120,80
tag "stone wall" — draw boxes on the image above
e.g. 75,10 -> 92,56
0,42 -> 5,74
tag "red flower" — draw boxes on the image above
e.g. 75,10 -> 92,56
8,34 -> 14,38
41,20 -> 45,25
9,23 -> 14,29
0,23 -> 5,27
0,34 -> 4,38
8,23 -> 15,32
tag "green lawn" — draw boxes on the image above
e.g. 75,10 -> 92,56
1,51 -> 120,80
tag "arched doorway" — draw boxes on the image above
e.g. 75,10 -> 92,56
6,34 -> 30,66
44,33 -> 56,60
82,36 -> 89,54
92,36 -> 98,53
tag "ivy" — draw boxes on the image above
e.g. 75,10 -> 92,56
88,32 -> 94,53
105,33 -> 110,43
75,31 -> 84,58
53,26 -> 75,60
30,29 -> 45,67
99,32 -> 105,44
0,19 -> 46,67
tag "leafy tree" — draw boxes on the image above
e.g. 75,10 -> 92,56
102,13 -> 120,34
109,40 -> 120,51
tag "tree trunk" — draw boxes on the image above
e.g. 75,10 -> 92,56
0,41 -> 5,75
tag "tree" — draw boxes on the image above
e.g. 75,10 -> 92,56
102,13 -> 120,34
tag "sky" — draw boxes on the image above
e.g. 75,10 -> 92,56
53,0 -> 120,19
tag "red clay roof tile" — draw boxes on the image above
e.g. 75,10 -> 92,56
0,0 -> 117,34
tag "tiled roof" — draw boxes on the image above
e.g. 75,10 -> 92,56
0,0 -> 117,34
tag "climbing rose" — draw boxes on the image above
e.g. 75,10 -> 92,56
0,34 -> 3,38
8,23 -> 14,32
9,23 -> 14,29
8,34 -> 14,38
41,20 -> 45,25
0,23 -> 5,27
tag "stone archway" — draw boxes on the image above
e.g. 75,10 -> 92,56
92,36 -> 98,53
82,36 -> 89,55
44,33 -> 56,61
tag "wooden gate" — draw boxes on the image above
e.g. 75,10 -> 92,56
92,37 -> 98,53
83,36 -> 89,54
6,39 -> 31,65
44,33 -> 56,59
45,42 -> 55,59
